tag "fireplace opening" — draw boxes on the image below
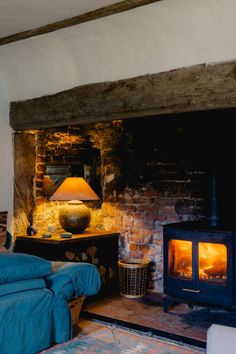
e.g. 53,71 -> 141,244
14,108 -> 236,294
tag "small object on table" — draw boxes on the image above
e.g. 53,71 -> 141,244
48,224 -> 56,233
42,233 -> 52,238
60,232 -> 73,238
26,224 -> 38,236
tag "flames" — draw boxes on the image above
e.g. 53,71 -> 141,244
198,242 -> 227,282
169,240 -> 227,283
169,240 -> 192,279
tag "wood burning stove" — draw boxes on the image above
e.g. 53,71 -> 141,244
163,222 -> 235,312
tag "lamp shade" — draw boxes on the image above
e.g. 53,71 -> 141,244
50,177 -> 99,201
49,177 -> 99,233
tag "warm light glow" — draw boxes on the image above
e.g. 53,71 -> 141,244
198,242 -> 227,283
49,177 -> 99,201
168,239 -> 227,284
169,239 -> 192,279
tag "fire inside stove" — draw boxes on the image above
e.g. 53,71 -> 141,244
169,239 -> 227,284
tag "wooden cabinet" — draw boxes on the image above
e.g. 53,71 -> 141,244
14,230 -> 119,294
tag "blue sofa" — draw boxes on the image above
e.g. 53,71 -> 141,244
0,251 -> 101,354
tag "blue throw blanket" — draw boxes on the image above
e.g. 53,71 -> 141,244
47,261 -> 101,298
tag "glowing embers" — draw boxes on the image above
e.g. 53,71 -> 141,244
198,242 -> 227,283
169,240 -> 192,280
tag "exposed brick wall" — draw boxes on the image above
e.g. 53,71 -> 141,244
16,113 -> 233,292
87,117 -> 207,291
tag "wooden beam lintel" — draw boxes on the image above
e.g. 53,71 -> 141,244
0,0 -> 159,46
10,60 -> 236,130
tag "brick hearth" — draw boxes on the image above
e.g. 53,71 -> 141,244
82,292 -> 236,349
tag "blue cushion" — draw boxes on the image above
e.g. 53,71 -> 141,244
0,278 -> 46,296
0,253 -> 52,284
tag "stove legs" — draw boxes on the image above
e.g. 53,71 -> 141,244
163,296 -> 171,312
163,295 -> 180,312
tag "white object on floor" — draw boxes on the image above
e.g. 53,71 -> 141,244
207,324 -> 236,354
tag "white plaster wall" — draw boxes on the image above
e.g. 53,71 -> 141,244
0,75 -> 13,234
0,0 -> 236,102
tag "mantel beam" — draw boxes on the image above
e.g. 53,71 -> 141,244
10,60 -> 236,130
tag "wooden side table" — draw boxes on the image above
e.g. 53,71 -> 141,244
14,229 -> 119,294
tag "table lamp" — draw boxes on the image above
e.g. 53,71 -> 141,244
50,177 -> 99,233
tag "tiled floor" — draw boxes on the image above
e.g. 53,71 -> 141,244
82,292 -> 236,349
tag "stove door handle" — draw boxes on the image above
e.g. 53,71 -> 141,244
182,288 -> 201,293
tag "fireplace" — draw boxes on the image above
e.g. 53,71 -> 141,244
163,221 -> 235,312
14,110 -> 236,293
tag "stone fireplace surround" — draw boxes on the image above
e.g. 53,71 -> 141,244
14,108 -> 236,292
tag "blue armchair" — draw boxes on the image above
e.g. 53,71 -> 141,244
0,242 -> 101,354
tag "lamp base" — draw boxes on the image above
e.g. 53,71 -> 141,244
59,200 -> 91,233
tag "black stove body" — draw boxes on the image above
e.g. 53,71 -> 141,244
163,222 -> 236,312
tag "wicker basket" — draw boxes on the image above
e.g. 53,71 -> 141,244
68,296 -> 85,336
118,259 -> 149,299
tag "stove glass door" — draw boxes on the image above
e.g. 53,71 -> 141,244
169,239 -> 192,279
198,242 -> 227,284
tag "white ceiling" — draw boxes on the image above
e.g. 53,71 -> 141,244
0,0 -> 122,38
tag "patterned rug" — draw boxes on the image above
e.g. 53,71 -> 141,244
40,320 -> 205,354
